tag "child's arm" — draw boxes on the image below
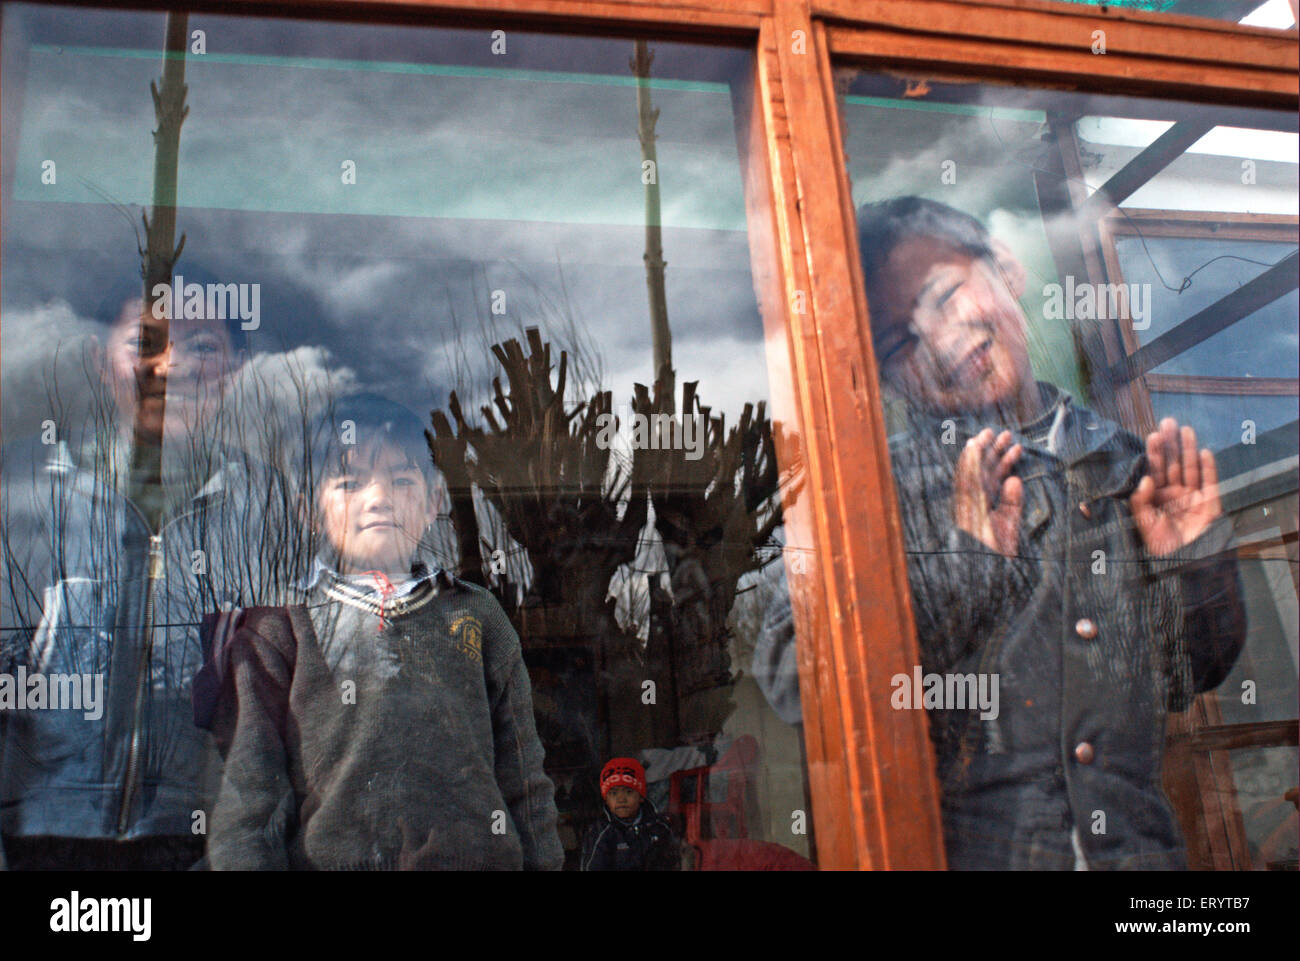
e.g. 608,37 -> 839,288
1172,521 -> 1247,697
648,817 -> 682,871
1141,512 -> 1247,711
207,608 -> 298,871
1132,420 -> 1247,708
481,597 -> 564,871
579,819 -> 614,871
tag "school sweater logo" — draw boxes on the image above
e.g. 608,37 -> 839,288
450,615 -> 483,664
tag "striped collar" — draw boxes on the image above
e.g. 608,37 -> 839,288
301,556 -> 448,619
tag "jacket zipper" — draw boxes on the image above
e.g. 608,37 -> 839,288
114,494 -> 214,838
115,532 -> 165,837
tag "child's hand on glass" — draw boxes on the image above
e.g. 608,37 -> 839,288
1130,418 -> 1222,557
954,428 -> 1023,558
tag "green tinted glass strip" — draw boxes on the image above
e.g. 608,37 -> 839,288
842,95 -> 1045,124
1056,0 -> 1178,9
28,44 -> 731,94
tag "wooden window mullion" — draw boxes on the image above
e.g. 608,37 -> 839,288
753,0 -> 946,870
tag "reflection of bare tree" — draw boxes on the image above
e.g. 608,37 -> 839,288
636,376 -> 793,726
630,40 -> 674,412
427,326 -> 800,747
99,16 -> 193,836
130,11 -> 191,532
112,3 -> 184,820
428,328 -> 647,651
142,13 -> 190,302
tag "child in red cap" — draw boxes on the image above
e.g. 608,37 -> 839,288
580,758 -> 679,870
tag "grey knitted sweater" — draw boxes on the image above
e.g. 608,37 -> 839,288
207,567 -> 562,870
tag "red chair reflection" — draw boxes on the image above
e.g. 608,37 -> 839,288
668,735 -> 813,870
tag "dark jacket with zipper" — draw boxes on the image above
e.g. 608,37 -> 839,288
755,384 -> 1246,869
580,797 -> 678,871
0,435 -> 292,854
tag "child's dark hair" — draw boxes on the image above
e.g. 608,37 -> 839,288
304,392 -> 437,486
856,197 -> 994,304
93,262 -> 249,353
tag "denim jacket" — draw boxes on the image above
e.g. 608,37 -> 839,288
756,384 -> 1246,869
0,434 -> 295,849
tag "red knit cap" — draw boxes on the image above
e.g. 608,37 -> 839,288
600,757 -> 647,799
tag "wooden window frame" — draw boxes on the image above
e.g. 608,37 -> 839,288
817,0 -> 1297,871
0,0 -> 1295,871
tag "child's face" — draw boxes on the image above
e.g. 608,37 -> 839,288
605,786 -> 642,820
101,298 -> 238,443
869,236 -> 1033,417
316,442 -> 436,577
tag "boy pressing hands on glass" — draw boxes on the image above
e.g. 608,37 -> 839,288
756,197 -> 1245,870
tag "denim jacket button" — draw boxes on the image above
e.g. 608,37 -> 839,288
1078,501 -> 1091,519
1075,617 -> 1098,639
1074,742 -> 1095,764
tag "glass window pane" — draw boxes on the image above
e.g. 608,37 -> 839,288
1114,237 -> 1298,379
0,4 -> 816,871
1226,746 -> 1298,871
833,68 -> 1297,870
1051,0 -> 1297,30
1149,392 -> 1298,454
1214,553 -> 1299,727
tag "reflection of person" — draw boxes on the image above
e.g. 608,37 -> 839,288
580,757 -> 678,870
757,197 -> 1246,869
0,272 -> 277,870
104,281 -> 239,448
205,393 -> 563,870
